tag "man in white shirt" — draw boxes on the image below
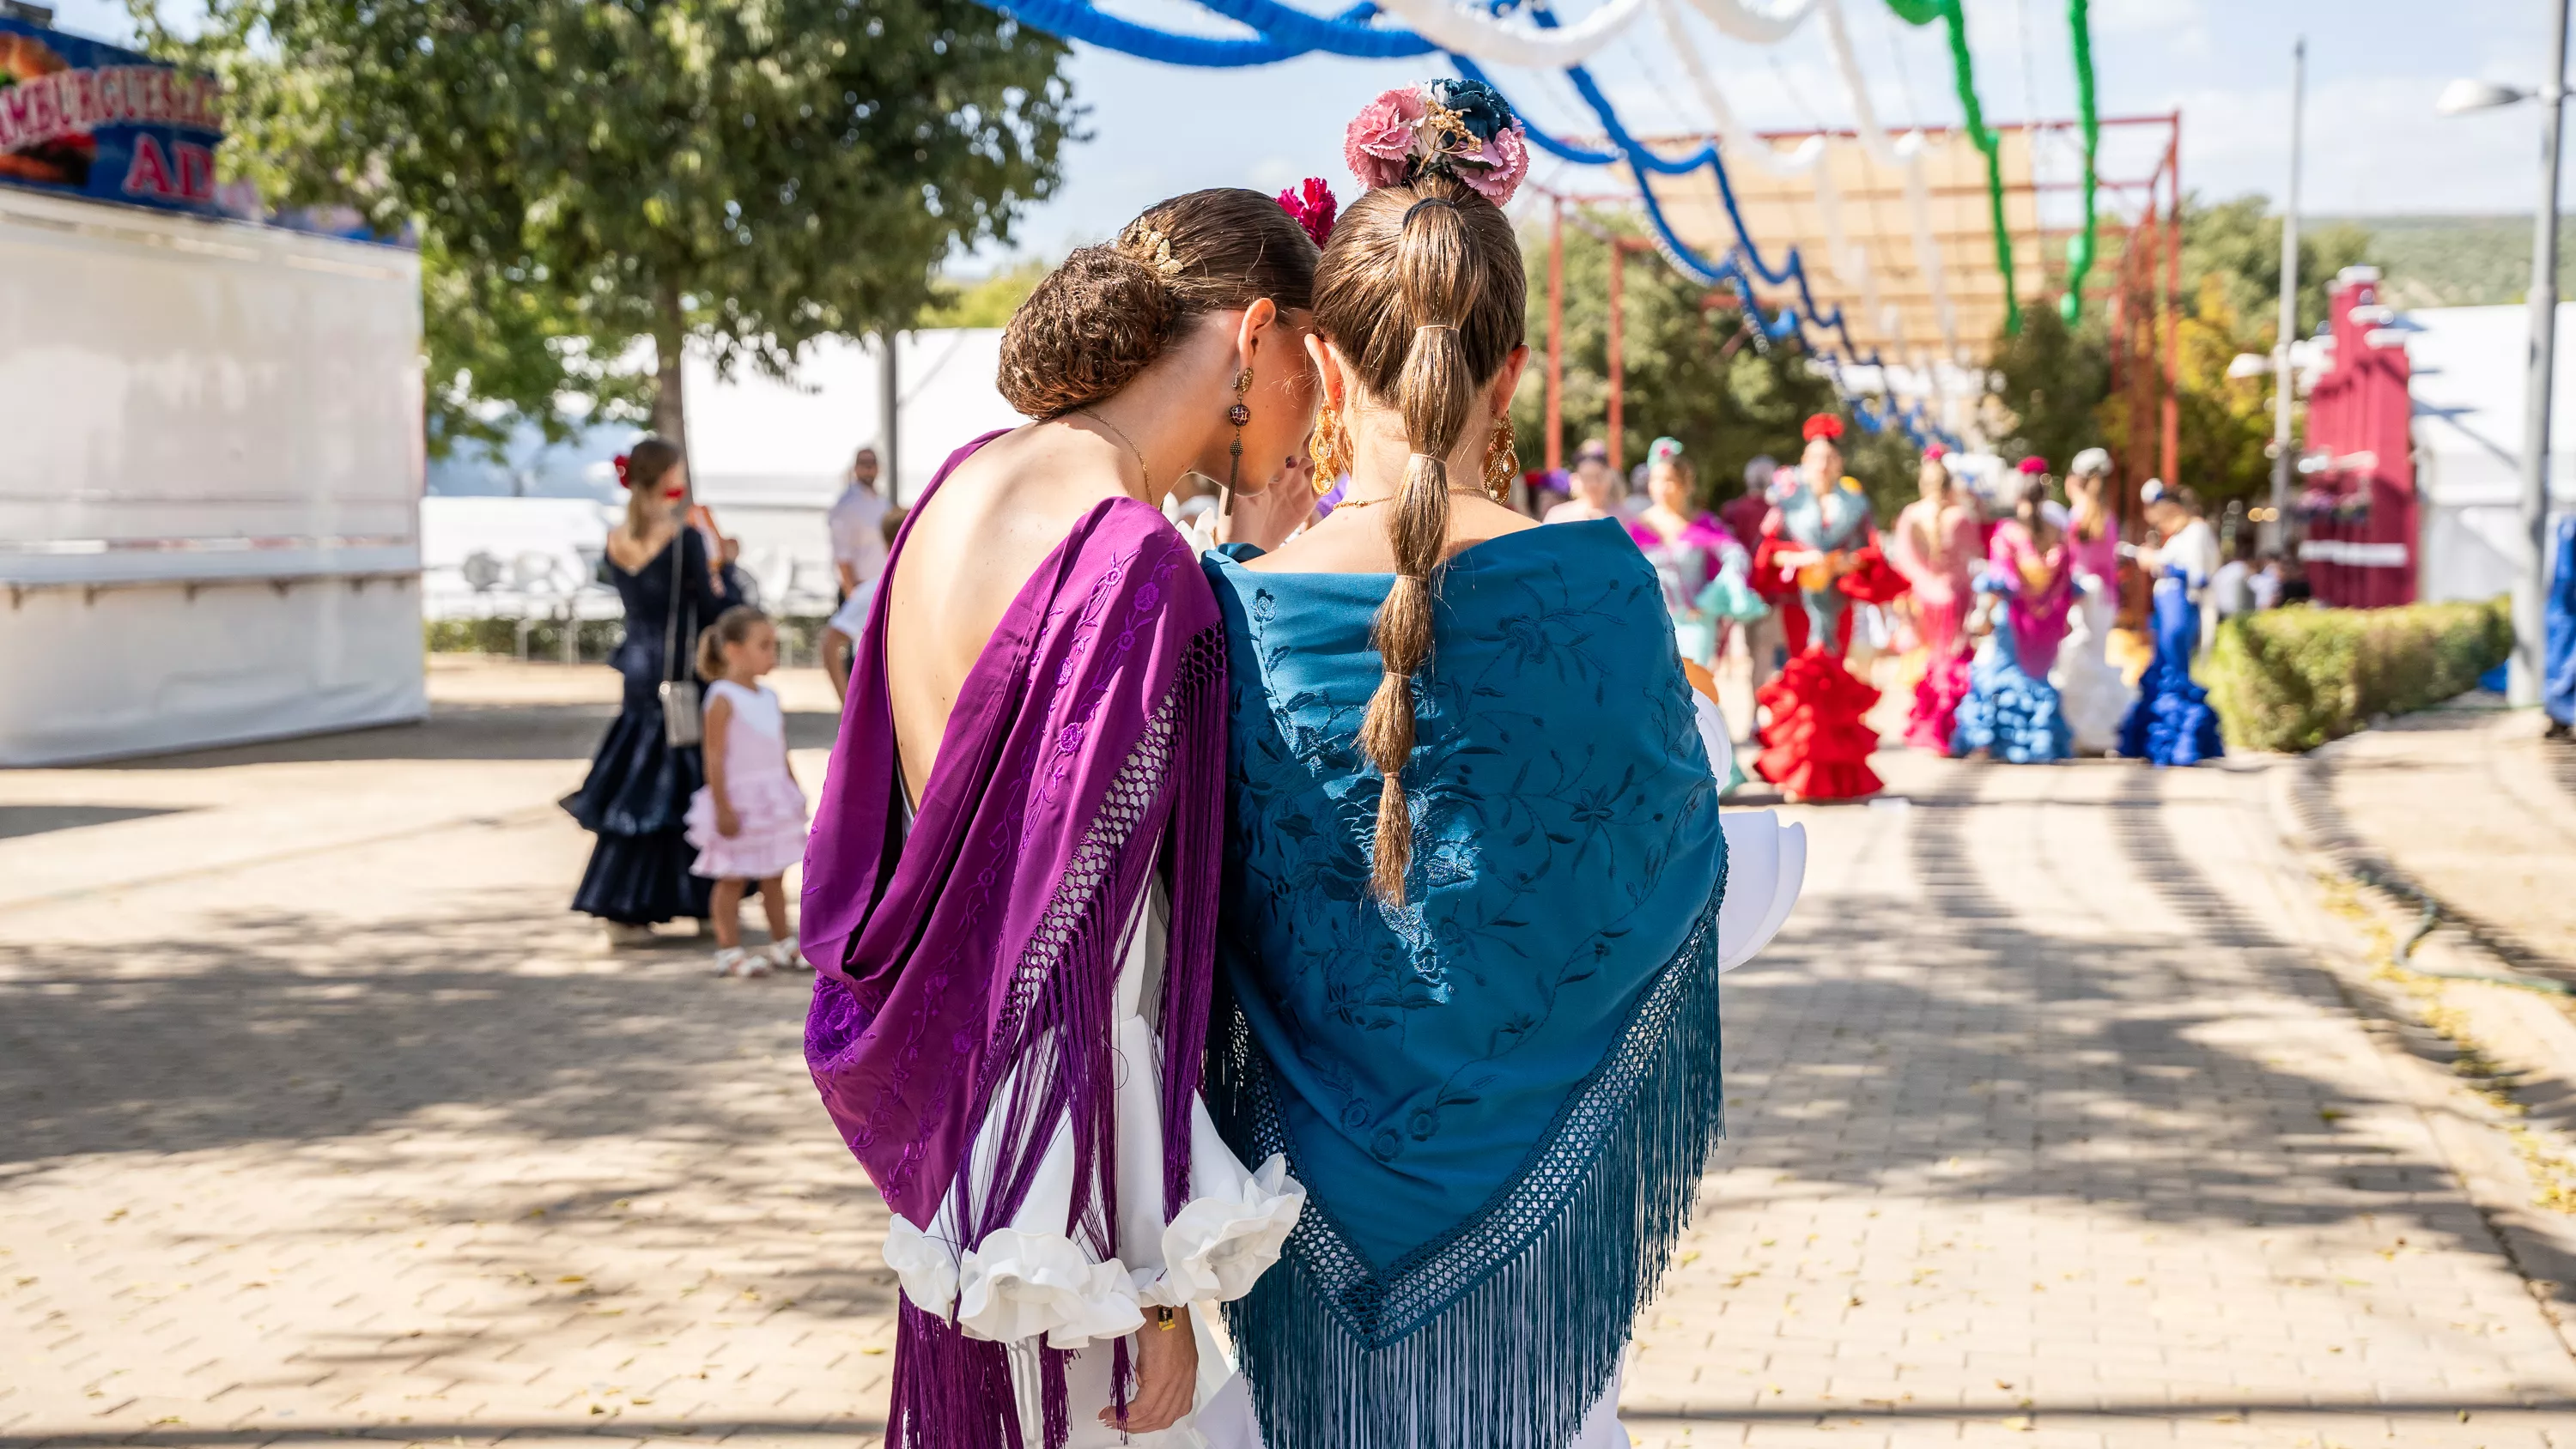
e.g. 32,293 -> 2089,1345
2139,481 -> 2221,657
828,446 -> 890,602
2248,555 -> 2284,613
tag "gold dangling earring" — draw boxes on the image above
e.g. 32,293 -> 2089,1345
1309,397 -> 1348,495
1483,411 -> 1518,503
1223,366 -> 1254,516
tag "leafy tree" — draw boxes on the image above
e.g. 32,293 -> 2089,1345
2178,194 -> 2372,344
137,0 -> 1077,457
1511,215 -> 1920,515
1984,302 -> 2111,474
2099,275 -> 2275,512
920,259 -> 1051,329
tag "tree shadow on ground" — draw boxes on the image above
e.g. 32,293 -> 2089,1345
88,700 -> 844,769
0,894 -> 822,1167
1705,767 -> 2533,1288
0,761 -> 2543,1303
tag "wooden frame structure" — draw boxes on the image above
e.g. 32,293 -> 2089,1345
1531,112 -> 2184,487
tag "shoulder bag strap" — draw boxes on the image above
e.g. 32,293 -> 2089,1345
663,528 -> 690,683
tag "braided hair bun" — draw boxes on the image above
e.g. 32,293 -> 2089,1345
994,189 -> 1320,419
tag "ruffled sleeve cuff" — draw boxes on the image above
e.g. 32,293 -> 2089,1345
957,1229 -> 1148,1349
1716,810 -> 1806,973
879,1157 -> 1305,1347
883,1216 -> 1149,1349
1136,1153 -> 1306,1309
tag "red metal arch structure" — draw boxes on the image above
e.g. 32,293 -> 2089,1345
1528,112 -> 2184,489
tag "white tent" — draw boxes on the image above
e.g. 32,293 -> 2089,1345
2404,304 -> 2576,603
1,186 -> 425,766
683,329 -> 1019,507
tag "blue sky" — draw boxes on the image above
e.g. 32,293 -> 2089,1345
50,0 -> 2567,260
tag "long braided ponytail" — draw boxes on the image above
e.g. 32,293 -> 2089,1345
1312,173 -> 1527,904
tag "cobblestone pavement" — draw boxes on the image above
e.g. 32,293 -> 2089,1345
4,662 -> 2573,1449
2304,699 -> 2576,974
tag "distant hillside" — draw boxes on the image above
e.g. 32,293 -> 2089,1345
2322,214 -> 2576,310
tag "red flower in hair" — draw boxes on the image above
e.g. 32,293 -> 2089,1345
2017,455 -> 2050,475
1923,444 -> 1948,461
1801,414 -> 1844,443
1277,178 -> 1338,248
612,452 -> 634,489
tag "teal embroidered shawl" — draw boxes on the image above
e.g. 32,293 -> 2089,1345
1203,520 -> 1729,1449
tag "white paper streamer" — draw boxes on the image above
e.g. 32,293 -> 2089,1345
1370,0 -> 1653,69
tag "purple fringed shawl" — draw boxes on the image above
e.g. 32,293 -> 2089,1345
799,434 -> 1229,1448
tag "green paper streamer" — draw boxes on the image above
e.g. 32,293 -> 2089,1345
1884,0 -> 2020,333
2061,0 -> 2101,323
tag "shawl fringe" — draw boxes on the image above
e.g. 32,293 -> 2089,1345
882,625 -> 1228,1449
1209,887 -> 1728,1449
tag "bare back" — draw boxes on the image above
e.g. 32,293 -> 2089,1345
604,521 -> 677,574
882,427 -> 1135,808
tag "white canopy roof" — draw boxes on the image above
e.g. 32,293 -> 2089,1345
2405,303 -> 2576,509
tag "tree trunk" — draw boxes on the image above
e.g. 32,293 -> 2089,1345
650,280 -> 688,456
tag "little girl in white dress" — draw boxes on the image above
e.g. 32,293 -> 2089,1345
684,606 -> 809,977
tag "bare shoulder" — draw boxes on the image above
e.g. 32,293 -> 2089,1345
889,426 -> 1141,663
1443,502 -> 1543,563
1247,497 -> 1538,575
603,524 -> 666,573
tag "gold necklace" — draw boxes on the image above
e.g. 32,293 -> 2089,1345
1332,488 -> 1489,511
1073,410 -> 1151,496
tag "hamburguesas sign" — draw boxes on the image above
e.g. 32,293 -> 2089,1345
0,16 -> 223,215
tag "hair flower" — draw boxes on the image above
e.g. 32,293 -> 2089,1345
1340,80 -> 1531,206
612,452 -> 634,489
1801,413 -> 1845,443
1345,87 -> 1427,191
2016,454 -> 2050,476
1277,177 -> 1339,248
1427,78 -> 1512,143
1461,125 -> 1528,205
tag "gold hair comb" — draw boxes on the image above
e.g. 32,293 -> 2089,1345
1124,226 -> 1184,278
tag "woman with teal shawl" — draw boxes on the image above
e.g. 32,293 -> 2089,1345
1200,82 -> 1806,1449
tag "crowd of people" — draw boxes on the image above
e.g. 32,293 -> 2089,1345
1508,424 -> 2266,803
535,77 -> 2315,1449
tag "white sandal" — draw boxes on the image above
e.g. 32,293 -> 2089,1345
712,946 -> 772,979
765,936 -> 804,971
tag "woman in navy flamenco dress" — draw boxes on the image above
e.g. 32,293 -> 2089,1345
564,438 -> 741,937
2117,482 -> 2223,767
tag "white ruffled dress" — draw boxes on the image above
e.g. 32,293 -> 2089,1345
884,700 -> 1803,1449
2050,574 -> 2135,756
881,876 -> 1306,1447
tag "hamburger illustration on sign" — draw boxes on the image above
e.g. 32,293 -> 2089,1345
0,15 -> 223,215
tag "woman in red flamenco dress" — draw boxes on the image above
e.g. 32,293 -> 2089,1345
1752,415 -> 1910,802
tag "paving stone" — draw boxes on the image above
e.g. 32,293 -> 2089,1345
3,665 -> 2573,1448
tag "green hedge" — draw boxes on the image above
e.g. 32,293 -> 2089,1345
425,615 -> 835,666
2206,597 -> 2512,753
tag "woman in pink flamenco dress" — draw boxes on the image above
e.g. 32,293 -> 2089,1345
1888,450 -> 1980,752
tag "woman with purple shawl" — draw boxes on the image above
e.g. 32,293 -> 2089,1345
799,189 -> 1324,1447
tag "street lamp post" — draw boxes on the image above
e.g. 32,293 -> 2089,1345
878,330 -> 900,502
2267,39 -> 2305,558
2439,0 -> 2570,707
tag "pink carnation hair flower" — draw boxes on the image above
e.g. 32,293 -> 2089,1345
1344,87 -> 1427,191
1460,124 -> 1530,206
2017,454 -> 2050,476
